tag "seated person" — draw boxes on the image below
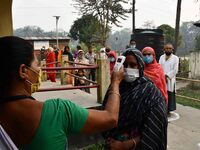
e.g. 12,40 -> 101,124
75,69 -> 90,93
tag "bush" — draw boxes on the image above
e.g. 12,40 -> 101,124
178,58 -> 189,77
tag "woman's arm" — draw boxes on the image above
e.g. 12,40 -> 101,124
81,67 -> 124,134
108,136 -> 140,150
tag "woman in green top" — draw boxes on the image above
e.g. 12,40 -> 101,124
0,36 -> 124,150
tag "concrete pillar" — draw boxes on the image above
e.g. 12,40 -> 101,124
96,58 -> 110,103
60,55 -> 74,85
189,51 -> 200,79
0,0 -> 13,36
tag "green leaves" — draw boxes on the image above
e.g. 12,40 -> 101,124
158,24 -> 181,47
69,14 -> 103,46
73,0 -> 132,45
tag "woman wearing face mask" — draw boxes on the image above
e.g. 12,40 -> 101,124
102,48 -> 168,150
0,36 -> 125,150
142,47 -> 168,104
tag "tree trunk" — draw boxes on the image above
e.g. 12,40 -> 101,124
132,0 -> 136,33
174,0 -> 182,54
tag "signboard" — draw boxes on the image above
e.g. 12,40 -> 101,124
34,41 -> 49,50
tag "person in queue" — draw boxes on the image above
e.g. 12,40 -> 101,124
142,46 -> 168,104
85,46 -> 96,81
62,45 -> 74,62
0,36 -> 124,150
102,48 -> 168,150
46,47 -> 56,82
159,43 -> 179,116
126,39 -> 136,49
107,51 -> 117,75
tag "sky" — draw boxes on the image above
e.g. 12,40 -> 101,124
12,0 -> 200,32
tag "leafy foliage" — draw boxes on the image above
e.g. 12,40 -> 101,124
69,14 -> 103,46
14,25 -> 68,37
73,0 -> 132,45
177,58 -> 189,78
157,24 -> 176,45
158,24 -> 181,48
14,26 -> 45,37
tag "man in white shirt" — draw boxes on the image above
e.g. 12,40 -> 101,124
85,46 -> 96,81
159,43 -> 179,115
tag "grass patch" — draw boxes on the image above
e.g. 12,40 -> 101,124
176,83 -> 200,109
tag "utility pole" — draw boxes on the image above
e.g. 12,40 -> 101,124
132,0 -> 136,33
53,16 -> 60,48
174,0 -> 182,54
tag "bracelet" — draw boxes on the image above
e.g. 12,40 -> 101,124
108,90 -> 121,97
132,138 -> 136,149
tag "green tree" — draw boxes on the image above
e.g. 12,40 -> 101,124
14,26 -> 68,37
69,14 -> 103,47
158,24 -> 181,47
14,26 -> 45,37
73,0 -> 131,45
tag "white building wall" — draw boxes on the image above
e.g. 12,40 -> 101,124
189,51 -> 200,79
34,41 -> 49,50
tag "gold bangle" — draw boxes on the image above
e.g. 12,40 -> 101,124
132,138 -> 136,149
108,91 -> 121,97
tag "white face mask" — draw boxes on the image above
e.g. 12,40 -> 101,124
130,44 -> 136,48
109,57 -> 115,63
124,68 -> 139,82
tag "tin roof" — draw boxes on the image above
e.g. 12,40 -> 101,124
22,36 -> 70,41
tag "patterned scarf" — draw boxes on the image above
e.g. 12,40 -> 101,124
102,48 -> 165,139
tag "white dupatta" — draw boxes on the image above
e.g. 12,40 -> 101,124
0,125 -> 18,150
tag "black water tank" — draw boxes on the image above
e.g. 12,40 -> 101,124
131,29 -> 164,61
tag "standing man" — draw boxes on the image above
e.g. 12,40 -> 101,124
40,46 -> 46,61
85,46 -> 96,81
159,43 -> 179,115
